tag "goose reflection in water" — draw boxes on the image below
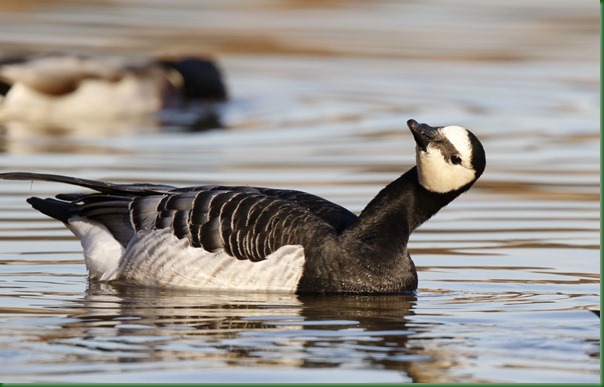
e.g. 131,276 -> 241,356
25,282 -> 466,383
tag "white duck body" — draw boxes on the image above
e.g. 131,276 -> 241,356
0,55 -> 227,125
0,56 -> 163,121
1,73 -> 164,122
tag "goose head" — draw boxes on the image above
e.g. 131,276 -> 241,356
407,119 -> 486,194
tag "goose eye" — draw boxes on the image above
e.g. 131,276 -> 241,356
451,155 -> 462,165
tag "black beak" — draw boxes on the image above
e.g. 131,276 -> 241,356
407,119 -> 443,152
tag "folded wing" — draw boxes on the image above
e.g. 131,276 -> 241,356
2,172 -> 357,262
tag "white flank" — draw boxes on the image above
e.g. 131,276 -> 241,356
114,229 -> 306,292
66,218 -> 124,281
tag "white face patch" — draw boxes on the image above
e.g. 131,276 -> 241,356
441,125 -> 472,159
416,125 -> 477,193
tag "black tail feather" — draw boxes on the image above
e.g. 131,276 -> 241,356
26,197 -> 72,223
0,172 -> 174,195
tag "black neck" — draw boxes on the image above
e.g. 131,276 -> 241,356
345,167 -> 463,253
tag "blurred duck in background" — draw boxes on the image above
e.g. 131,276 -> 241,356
0,54 -> 228,132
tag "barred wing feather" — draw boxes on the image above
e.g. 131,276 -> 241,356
2,173 -> 357,263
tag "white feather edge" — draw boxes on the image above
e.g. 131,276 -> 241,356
67,218 -> 305,293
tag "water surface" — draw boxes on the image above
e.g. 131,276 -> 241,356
0,0 -> 599,383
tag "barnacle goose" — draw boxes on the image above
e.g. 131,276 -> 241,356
0,119 -> 485,294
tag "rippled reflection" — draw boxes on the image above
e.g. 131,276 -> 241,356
10,284 -> 452,382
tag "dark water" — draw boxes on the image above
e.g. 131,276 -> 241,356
0,0 -> 599,383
